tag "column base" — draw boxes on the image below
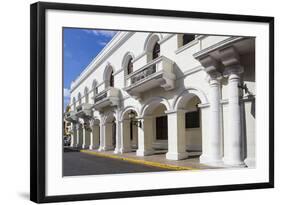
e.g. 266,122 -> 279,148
244,157 -> 255,168
77,144 -> 83,149
89,145 -> 99,150
119,147 -> 132,153
166,152 -> 188,160
98,146 -> 104,152
136,149 -> 154,156
82,144 -> 89,149
114,148 -> 120,154
103,145 -> 114,151
200,155 -> 223,167
223,157 -> 247,167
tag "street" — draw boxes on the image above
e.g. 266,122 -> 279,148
63,149 -> 170,176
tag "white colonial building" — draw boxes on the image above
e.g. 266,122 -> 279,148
65,31 -> 255,168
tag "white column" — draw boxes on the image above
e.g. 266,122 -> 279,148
70,122 -> 77,147
104,122 -> 114,151
98,122 -> 105,151
136,116 -> 154,156
132,122 -> 138,148
200,74 -> 222,165
120,119 -> 132,153
89,121 -> 100,150
82,122 -> 87,149
198,104 -> 209,162
76,123 -> 82,147
223,71 -> 245,166
166,110 -> 188,160
114,110 -> 122,154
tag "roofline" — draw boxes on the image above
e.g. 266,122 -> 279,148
70,31 -> 135,92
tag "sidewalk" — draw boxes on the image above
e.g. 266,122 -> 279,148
80,149 -> 218,171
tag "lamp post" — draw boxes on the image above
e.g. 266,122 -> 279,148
128,110 -> 142,128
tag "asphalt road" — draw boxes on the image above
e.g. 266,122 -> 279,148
63,149 -> 169,176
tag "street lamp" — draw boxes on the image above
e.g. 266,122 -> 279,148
128,110 -> 142,128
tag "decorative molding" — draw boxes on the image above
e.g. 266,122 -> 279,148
193,36 -> 245,60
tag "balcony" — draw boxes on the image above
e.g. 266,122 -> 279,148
93,87 -> 120,110
76,103 -> 92,118
124,56 -> 175,96
64,111 -> 78,122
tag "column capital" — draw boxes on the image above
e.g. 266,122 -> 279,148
220,46 -> 244,77
75,123 -> 80,130
78,118 -> 85,124
197,55 -> 222,76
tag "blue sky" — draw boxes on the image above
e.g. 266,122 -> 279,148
63,28 -> 117,110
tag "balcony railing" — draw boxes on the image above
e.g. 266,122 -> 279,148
94,91 -> 107,103
64,111 -> 78,122
93,87 -> 120,110
131,65 -> 156,85
76,103 -> 92,118
125,56 -> 175,96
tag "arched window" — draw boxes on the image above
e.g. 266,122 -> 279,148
84,87 -> 89,103
109,70 -> 114,87
104,64 -> 114,88
78,92 -> 82,105
92,80 -> 98,95
72,97 -> 76,109
152,42 -> 160,59
127,58 -> 133,75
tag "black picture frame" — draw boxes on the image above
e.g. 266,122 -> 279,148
30,1 -> 274,203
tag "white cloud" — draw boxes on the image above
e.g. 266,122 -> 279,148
83,29 -> 117,38
64,88 -> 71,109
64,88 -> 70,98
98,41 -> 108,46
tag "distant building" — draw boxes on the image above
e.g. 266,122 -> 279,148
65,32 -> 255,167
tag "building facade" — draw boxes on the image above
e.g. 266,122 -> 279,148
64,31 -> 255,168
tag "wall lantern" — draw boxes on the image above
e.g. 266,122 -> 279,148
238,83 -> 249,94
128,110 -> 142,128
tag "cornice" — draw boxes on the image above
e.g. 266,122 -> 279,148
193,36 -> 245,60
70,32 -> 135,92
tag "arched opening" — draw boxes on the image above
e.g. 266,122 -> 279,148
109,70 -> 114,87
104,64 -> 114,89
122,52 -> 134,87
72,97 -> 76,110
84,87 -> 89,103
78,92 -> 82,105
172,93 -> 203,160
152,42 -> 160,60
103,113 -> 116,151
92,79 -> 98,96
144,34 -> 161,62
89,119 -> 100,150
127,57 -> 133,75
120,109 -> 139,153
137,98 -> 170,156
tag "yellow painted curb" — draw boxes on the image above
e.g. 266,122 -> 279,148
80,150 -> 197,171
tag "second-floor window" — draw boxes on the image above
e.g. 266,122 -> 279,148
182,34 -> 195,46
152,42 -> 160,59
127,58 -> 133,75
109,70 -> 114,87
